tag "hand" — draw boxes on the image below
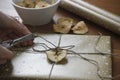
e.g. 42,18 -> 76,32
0,45 -> 13,64
0,11 -> 33,46
0,11 -> 33,64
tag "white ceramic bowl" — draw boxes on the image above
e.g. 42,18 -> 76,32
11,0 -> 60,26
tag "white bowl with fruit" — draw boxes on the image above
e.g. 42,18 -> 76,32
11,0 -> 61,26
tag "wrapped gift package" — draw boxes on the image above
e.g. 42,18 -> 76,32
0,34 -> 112,80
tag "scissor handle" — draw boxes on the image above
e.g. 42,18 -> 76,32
0,40 -> 13,48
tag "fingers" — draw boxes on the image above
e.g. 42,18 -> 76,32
0,11 -> 16,29
0,12 -> 33,47
0,30 -> 12,39
20,40 -> 34,47
11,17 -> 31,35
0,60 -> 7,65
0,45 -> 13,59
12,19 -> 34,46
0,45 -> 13,64
0,11 -> 31,35
6,31 -> 18,40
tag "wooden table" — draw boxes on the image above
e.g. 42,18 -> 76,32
0,0 -> 120,80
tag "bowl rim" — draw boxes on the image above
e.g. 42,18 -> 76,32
11,0 -> 61,10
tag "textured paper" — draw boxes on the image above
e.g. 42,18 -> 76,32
0,34 -> 112,80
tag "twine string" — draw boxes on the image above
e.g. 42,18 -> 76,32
9,33 -> 120,80
49,63 -> 56,80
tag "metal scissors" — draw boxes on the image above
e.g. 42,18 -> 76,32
0,33 -> 37,48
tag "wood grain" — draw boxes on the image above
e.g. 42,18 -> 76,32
84,0 -> 120,16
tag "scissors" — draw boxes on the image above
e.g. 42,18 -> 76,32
0,33 -> 37,48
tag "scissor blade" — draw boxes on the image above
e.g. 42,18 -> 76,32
11,33 -> 37,47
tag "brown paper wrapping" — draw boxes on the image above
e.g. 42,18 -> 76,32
60,0 -> 120,35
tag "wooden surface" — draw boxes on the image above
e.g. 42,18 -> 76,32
0,0 -> 120,80
85,0 -> 120,16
